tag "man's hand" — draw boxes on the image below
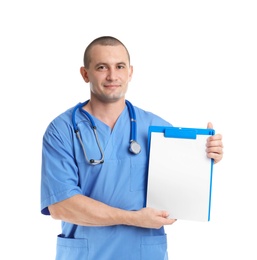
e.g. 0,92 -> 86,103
206,122 -> 223,164
131,207 -> 177,229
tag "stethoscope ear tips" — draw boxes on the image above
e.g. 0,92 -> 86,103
129,140 -> 141,155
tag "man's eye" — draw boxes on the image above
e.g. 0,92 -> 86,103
97,65 -> 106,70
117,65 -> 125,69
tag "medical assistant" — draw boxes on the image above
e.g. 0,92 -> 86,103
41,101 -> 172,260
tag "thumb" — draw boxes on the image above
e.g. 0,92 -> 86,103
207,122 -> 213,129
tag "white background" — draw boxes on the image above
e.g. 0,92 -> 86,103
1,0 -> 256,259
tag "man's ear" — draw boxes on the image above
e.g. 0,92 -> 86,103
80,67 -> 90,83
128,65 -> 133,82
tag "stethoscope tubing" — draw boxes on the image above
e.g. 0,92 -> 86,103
125,100 -> 137,142
72,100 -> 140,165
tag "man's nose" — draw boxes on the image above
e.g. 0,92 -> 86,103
106,68 -> 118,81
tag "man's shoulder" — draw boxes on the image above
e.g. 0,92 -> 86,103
133,105 -> 172,126
44,105 -> 75,134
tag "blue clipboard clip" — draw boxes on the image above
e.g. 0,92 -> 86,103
164,127 -> 215,139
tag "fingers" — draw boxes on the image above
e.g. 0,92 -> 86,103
160,210 -> 170,218
207,122 -> 213,129
138,208 -> 177,228
206,134 -> 223,164
159,210 -> 177,225
207,134 -> 223,147
166,218 -> 177,225
206,121 -> 223,164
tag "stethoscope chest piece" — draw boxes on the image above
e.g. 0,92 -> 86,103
129,140 -> 141,154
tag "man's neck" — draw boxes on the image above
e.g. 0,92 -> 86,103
83,98 -> 126,129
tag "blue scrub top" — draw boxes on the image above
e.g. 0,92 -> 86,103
41,102 -> 172,260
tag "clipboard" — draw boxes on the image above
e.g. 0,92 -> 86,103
146,126 -> 215,222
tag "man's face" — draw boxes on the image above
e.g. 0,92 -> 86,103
82,44 -> 133,103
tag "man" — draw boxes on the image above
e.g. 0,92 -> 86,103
41,36 -> 223,259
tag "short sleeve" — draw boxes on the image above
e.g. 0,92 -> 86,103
40,120 -> 82,215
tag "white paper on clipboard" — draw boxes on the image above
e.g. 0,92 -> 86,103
146,126 -> 215,222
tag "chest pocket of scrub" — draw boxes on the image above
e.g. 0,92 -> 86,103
130,158 -> 147,192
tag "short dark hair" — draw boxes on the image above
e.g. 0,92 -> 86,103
83,36 -> 130,68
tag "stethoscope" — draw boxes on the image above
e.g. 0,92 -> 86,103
72,100 -> 141,165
